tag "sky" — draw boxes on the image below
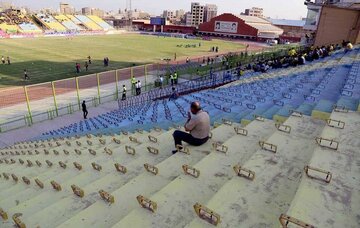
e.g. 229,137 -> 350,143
9,0 -> 308,20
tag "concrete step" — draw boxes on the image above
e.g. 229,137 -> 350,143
284,111 -> 360,228
113,119 -> 276,228
186,115 -> 325,227
0,132 -> 148,195
0,131 -> 165,227
55,123 -> 239,228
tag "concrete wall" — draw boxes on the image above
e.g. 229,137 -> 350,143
315,6 -> 360,46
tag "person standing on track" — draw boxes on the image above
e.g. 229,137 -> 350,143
24,69 -> 29,80
82,101 -> 88,119
84,62 -> 89,71
76,63 -> 80,73
170,73 -> 174,86
131,77 -> 137,95
174,71 -> 178,85
1,56 -> 5,64
122,84 -> 127,100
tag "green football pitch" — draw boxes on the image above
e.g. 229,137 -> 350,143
0,34 -> 245,88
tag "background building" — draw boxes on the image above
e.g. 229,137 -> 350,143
163,10 -> 175,20
204,4 -> 218,22
190,2 -> 205,26
81,7 -> 104,17
303,0 -> 360,31
198,13 -> 283,41
82,7 -> 91,15
268,18 -> 310,42
185,12 -> 193,26
314,5 -> 360,45
242,7 -> 264,17
175,9 -> 185,19
60,2 -> 75,14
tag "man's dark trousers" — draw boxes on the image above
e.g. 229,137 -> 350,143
173,130 -> 208,147
83,109 -> 88,119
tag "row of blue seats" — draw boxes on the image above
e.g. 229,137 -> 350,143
39,48 -> 359,140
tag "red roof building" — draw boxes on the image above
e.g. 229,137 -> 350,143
198,13 -> 283,41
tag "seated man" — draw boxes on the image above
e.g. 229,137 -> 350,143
172,101 -> 210,154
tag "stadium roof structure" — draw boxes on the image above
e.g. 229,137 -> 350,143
238,14 -> 284,38
267,18 -> 306,27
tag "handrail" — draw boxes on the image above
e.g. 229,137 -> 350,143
118,69 -> 240,109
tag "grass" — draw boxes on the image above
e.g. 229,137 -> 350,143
0,34 -> 244,88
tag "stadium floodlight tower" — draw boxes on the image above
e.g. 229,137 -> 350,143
126,0 -> 133,26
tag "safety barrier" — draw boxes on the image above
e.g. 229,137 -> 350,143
118,70 -> 242,110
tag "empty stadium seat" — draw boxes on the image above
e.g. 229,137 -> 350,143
87,15 -> 113,30
74,15 -> 103,31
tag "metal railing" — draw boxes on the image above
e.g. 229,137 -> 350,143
0,44 -> 301,133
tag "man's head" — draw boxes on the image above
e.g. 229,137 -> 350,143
190,101 -> 201,114
82,100 -> 85,104
123,84 -> 125,87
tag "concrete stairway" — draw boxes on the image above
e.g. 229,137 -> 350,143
114,119 -> 276,227
185,115 -> 325,227
284,111 -> 360,228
